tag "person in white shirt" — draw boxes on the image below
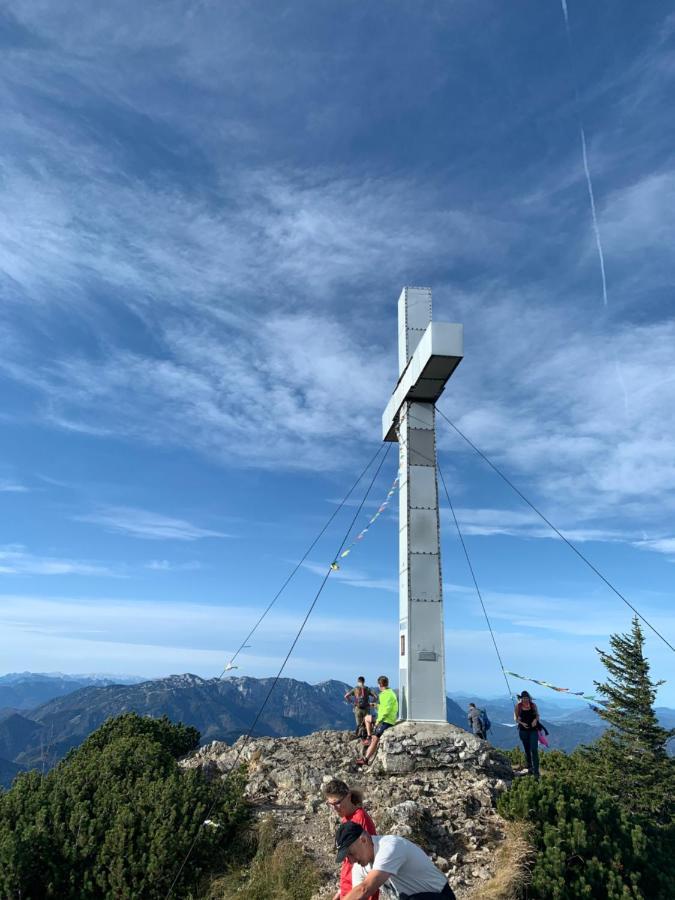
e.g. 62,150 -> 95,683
335,822 -> 456,900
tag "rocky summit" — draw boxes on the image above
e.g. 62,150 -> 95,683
182,721 -> 516,899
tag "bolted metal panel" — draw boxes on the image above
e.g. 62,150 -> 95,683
408,466 -> 438,509
409,508 -> 440,554
398,287 -> 432,373
408,432 -> 435,467
406,402 -> 434,430
408,601 -> 447,720
409,553 -> 442,602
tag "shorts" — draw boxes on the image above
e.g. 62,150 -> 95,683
354,707 -> 368,725
373,721 -> 393,738
400,884 -> 456,899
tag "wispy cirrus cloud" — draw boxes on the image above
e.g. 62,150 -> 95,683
438,289 -> 675,530
0,544 -> 117,577
76,507 -> 228,541
0,591 -> 392,680
0,479 -> 29,492
301,559 -> 397,592
145,559 -> 202,572
0,2 -> 673,548
445,506 -> 635,543
634,538 -> 675,561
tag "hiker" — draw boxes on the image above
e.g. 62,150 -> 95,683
514,690 -> 540,778
323,779 -> 379,900
356,675 -> 398,767
336,821 -> 456,900
467,703 -> 486,740
345,677 -> 378,737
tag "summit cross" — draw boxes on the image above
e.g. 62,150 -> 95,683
382,287 -> 463,722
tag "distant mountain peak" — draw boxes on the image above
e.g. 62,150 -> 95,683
162,673 -> 207,687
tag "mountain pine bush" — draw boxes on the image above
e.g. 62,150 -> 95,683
0,713 -> 249,899
499,618 -> 675,899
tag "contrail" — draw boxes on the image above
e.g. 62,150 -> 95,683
560,0 -> 569,29
560,0 -> 609,307
580,126 -> 608,306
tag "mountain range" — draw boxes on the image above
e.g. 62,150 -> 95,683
0,672 -> 672,788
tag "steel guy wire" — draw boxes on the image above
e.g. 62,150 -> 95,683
398,408 -> 515,699
219,442 -> 389,676
436,407 -> 675,654
436,460 -> 515,703
164,443 -> 393,898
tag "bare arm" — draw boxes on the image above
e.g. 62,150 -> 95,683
343,870 -> 392,900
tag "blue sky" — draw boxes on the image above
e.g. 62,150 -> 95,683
1,1 -> 674,705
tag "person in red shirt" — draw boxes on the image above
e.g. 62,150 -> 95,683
322,778 -> 379,900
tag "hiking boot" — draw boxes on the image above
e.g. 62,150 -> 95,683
354,757 -> 369,766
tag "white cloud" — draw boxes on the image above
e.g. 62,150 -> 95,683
302,559 -> 397,592
634,537 -> 675,560
436,289 -> 675,533
145,559 -> 202,572
0,480 -> 28,492
76,506 -> 228,541
0,592 -> 384,680
0,0 -> 674,535
0,544 -> 117,577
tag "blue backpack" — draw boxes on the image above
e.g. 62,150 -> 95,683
479,708 -> 492,733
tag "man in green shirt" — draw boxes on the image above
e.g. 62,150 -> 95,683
356,675 -> 398,766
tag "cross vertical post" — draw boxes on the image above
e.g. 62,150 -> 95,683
382,287 -> 463,722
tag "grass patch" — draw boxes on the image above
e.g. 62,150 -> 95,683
203,817 -> 321,900
466,821 -> 533,900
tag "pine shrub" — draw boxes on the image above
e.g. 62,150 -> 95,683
0,713 -> 249,899
498,618 -> 674,899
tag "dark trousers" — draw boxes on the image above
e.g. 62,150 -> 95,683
400,885 -> 456,900
519,726 -> 540,776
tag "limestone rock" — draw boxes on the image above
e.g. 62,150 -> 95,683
181,724 -> 514,899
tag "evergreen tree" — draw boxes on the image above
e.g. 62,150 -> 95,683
586,616 -> 675,823
499,619 -> 675,898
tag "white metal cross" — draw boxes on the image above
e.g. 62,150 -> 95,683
382,287 -> 463,722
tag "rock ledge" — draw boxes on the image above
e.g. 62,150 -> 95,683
182,724 -> 514,899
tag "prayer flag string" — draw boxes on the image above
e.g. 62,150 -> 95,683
505,670 -> 608,707
331,474 -> 399,571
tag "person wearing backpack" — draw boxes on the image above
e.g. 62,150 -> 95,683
345,677 -> 377,736
514,691 -> 540,778
467,703 -> 489,740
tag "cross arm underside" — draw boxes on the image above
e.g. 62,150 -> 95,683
382,322 -> 463,441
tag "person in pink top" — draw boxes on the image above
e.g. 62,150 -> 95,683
323,778 -> 379,900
